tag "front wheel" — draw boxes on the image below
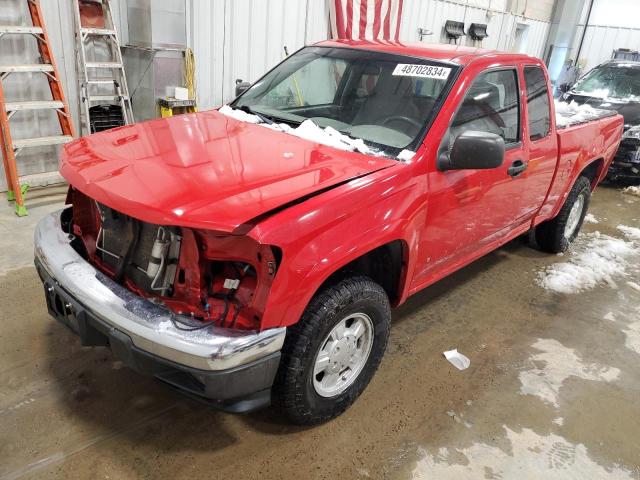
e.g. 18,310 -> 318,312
273,276 -> 391,425
535,176 -> 591,253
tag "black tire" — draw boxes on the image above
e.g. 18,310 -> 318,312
535,176 -> 591,253
273,276 -> 391,425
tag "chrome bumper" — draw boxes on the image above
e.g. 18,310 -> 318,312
34,210 -> 286,371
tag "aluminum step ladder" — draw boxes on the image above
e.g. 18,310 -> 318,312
0,0 -> 75,216
73,0 -> 133,135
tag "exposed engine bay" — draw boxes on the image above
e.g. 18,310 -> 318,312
66,188 -> 278,330
95,203 -> 183,297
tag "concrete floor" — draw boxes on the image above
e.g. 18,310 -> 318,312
1,184 -> 639,480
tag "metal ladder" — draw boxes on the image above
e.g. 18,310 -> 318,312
0,0 -> 75,216
73,0 -> 133,135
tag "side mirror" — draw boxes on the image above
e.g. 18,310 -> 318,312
235,79 -> 251,97
437,130 -> 505,171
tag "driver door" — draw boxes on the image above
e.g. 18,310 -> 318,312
416,67 -> 531,282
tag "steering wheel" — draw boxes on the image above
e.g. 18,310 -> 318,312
381,115 -> 422,131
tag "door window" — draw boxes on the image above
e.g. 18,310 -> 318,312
450,69 -> 520,145
524,66 -> 551,140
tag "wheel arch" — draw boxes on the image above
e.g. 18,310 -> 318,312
317,239 -> 409,306
579,157 -> 605,189
270,238 -> 411,330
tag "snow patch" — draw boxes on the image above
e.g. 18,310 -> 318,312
537,232 -> 637,294
554,100 -> 609,128
618,225 -> 640,241
411,427 -> 633,480
218,105 -> 375,155
584,213 -> 599,224
622,186 -> 640,198
288,120 -> 373,154
519,338 -> 620,407
627,281 -> 640,292
397,149 -> 416,162
218,104 -> 262,124
623,321 -> 640,355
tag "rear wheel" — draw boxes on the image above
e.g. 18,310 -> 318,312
273,276 -> 391,425
535,176 -> 591,253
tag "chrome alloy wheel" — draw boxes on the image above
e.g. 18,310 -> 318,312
312,313 -> 374,398
564,193 -> 585,239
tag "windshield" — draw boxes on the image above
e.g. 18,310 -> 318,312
572,63 -> 640,101
232,46 -> 458,152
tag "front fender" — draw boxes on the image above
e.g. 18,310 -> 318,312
277,221 -> 413,329
249,165 -> 426,329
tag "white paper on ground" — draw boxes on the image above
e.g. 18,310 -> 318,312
443,349 -> 470,370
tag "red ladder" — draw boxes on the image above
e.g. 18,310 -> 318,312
0,0 -> 75,216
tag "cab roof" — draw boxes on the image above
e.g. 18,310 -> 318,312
314,39 -> 539,66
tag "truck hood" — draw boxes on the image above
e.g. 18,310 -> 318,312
61,110 -> 396,232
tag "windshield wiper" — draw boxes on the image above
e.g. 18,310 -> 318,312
238,105 -> 274,125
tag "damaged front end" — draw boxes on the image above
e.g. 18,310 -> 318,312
34,190 -> 287,411
68,188 -> 279,331
608,126 -> 640,181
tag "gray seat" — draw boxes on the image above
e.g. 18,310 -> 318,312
351,76 -> 436,137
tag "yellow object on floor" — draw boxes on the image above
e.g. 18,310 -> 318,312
159,98 -> 197,118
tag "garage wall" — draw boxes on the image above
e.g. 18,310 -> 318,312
569,0 -> 640,74
399,0 -> 550,58
190,0 -> 330,110
573,25 -> 640,73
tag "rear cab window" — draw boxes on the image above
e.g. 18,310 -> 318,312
524,66 -> 551,141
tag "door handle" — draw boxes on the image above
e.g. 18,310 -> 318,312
507,159 -> 527,178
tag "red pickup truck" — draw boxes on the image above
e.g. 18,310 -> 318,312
35,41 -> 623,424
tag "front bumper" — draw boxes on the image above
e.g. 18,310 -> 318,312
608,161 -> 640,180
608,138 -> 640,180
34,210 -> 286,411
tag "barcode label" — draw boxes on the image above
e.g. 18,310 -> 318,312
392,64 -> 451,80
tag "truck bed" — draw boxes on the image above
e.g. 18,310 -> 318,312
555,100 -> 617,129
537,112 -> 624,222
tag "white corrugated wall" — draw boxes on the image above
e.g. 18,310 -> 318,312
572,25 -> 640,73
568,0 -> 640,74
399,0 -> 550,58
190,0 -> 330,110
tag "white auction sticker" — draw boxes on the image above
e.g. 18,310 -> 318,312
392,64 -> 451,80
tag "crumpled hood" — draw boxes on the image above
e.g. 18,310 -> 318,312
61,110 -> 396,232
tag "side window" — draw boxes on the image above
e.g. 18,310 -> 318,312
450,69 -> 520,144
524,66 -> 551,140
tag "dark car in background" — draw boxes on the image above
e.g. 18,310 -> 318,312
563,60 -> 640,182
